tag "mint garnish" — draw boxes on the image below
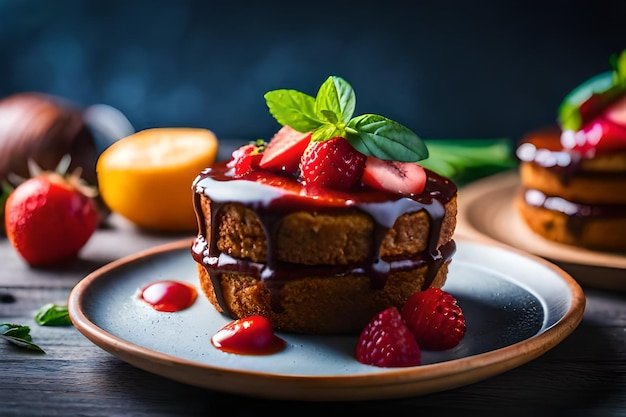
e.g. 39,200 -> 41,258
264,76 -> 428,162
34,303 -> 72,326
0,323 -> 45,353
558,49 -> 626,131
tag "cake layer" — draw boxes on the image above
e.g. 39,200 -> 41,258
515,190 -> 626,252
519,161 -> 626,205
199,196 -> 457,265
197,258 -> 450,334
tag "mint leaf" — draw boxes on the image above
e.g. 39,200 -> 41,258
264,89 -> 321,132
0,323 -> 45,353
314,76 -> 355,125
34,303 -> 72,326
559,49 -> 626,131
265,76 -> 429,162
346,114 -> 428,162
311,124 -> 343,143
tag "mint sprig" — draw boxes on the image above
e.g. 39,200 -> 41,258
558,49 -> 626,131
34,303 -> 72,326
264,76 -> 428,162
0,323 -> 45,353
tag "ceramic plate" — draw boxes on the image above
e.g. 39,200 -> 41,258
456,171 -> 626,291
68,237 -> 584,401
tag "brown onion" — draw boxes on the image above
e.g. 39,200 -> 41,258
0,92 -> 99,186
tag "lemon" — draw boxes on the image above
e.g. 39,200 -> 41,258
96,127 -> 218,232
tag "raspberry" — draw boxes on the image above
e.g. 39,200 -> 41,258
355,307 -> 421,368
401,288 -> 466,351
299,137 -> 366,190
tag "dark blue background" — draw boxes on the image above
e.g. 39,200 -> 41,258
1,0 -> 624,144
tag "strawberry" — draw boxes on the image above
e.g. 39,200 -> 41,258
4,160 -> 98,267
604,94 -> 626,127
211,315 -> 285,355
563,117 -> 626,157
259,125 -> 311,174
401,288 -> 466,351
361,156 -> 427,195
299,137 -> 366,190
228,140 -> 266,176
355,307 -> 421,368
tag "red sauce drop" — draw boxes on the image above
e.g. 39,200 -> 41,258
141,280 -> 197,312
211,315 -> 286,355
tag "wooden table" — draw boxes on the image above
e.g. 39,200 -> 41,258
2,213 -> 626,416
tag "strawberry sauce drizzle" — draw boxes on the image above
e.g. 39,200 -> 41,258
191,161 -> 457,314
140,280 -> 197,312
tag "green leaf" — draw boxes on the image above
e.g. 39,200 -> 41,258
264,76 -> 429,162
264,89 -> 322,132
419,139 -> 516,185
0,323 -> 45,353
34,303 -> 72,326
314,76 -> 355,124
319,109 -> 339,124
311,124 -> 344,142
346,114 -> 428,162
558,71 -> 614,131
558,49 -> 626,131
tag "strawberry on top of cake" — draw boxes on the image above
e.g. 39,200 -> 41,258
192,76 -> 458,334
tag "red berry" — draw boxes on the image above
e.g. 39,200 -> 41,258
229,141 -> 265,176
401,288 -> 466,351
211,315 -> 286,355
604,94 -> 626,127
355,307 -> 421,368
259,125 -> 311,174
299,137 -> 366,190
361,156 -> 427,195
5,171 -> 98,267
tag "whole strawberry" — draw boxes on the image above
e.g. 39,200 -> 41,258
4,163 -> 98,267
355,307 -> 421,367
401,288 -> 466,350
300,136 -> 366,190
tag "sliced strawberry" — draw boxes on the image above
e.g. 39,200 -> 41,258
361,156 -> 427,195
299,137 -> 366,190
355,307 -> 421,368
259,125 -> 311,174
229,141 -> 265,176
401,288 -> 466,351
211,315 -> 285,355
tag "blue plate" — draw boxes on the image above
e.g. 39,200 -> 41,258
69,237 -> 584,401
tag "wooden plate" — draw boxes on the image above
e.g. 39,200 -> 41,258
456,170 -> 626,291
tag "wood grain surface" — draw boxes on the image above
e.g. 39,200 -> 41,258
1,214 -> 625,416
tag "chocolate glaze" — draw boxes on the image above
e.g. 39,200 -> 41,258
191,161 -> 457,313
522,187 -> 626,237
515,126 -> 583,185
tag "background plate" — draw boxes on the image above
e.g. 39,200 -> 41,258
456,171 -> 626,291
68,237 -> 584,401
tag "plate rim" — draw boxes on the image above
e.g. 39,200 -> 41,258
68,237 -> 585,401
455,171 -> 626,291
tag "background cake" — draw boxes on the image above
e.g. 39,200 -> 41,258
191,76 -> 458,334
515,50 -> 626,253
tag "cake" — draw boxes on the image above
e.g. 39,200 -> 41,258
191,76 -> 458,334
515,50 -> 626,253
